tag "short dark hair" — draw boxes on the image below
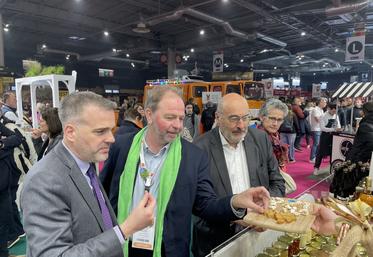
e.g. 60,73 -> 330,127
328,103 -> 337,110
124,107 -> 142,121
40,107 -> 62,138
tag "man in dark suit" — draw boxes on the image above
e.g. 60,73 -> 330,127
115,107 -> 142,136
100,86 -> 271,257
21,92 -> 155,257
192,93 -> 285,257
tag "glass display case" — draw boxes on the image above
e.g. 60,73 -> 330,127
204,180 -> 334,257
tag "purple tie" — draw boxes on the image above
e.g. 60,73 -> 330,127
87,164 -> 113,230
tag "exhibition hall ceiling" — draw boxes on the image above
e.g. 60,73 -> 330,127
1,0 -> 373,75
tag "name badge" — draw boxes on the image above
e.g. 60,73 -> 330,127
132,217 -> 156,250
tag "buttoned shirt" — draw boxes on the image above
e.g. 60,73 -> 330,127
219,130 -> 251,194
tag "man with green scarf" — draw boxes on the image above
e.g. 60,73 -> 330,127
100,86 -> 271,257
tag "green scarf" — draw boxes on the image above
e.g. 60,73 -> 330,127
117,128 -> 182,257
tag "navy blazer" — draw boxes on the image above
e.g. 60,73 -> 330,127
100,132 -> 237,257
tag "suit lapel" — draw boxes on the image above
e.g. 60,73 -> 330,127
210,128 -> 233,195
54,142 -> 106,231
243,134 -> 264,187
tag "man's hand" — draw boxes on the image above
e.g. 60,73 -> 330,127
120,191 -> 156,238
232,186 -> 270,214
311,204 -> 338,236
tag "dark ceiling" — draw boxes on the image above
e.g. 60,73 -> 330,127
1,0 -> 373,77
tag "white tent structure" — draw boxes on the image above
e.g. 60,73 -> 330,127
15,71 -> 77,128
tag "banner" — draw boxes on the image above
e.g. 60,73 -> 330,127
262,79 -> 273,98
345,35 -> 365,62
213,53 -> 224,73
312,84 -> 321,98
202,92 -> 221,104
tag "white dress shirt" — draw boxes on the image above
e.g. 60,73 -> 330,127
219,130 -> 250,194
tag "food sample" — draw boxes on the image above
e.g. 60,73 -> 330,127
263,197 -> 311,224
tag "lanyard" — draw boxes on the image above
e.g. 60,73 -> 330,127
139,139 -> 155,192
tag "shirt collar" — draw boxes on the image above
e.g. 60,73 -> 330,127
143,129 -> 170,156
62,140 -> 90,174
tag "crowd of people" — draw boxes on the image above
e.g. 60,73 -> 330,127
0,88 -> 373,257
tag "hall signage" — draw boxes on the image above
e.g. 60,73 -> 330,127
345,35 -> 365,62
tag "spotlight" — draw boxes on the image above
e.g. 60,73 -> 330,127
240,59 -> 244,63
66,55 -> 70,60
112,48 -> 117,52
199,29 -> 205,35
301,32 -> 306,36
190,48 -> 194,53
335,48 -> 339,52
274,66 -> 277,70
104,31 -> 109,36
131,62 -> 135,68
42,44 -> 47,49
126,53 -> 130,58
3,27 -> 9,32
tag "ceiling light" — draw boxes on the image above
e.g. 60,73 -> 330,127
274,66 -> 277,70
199,29 -> 205,35
126,53 -> 130,58
131,62 -> 135,68
41,44 -> 47,49
371,65 -> 373,68
190,48 -> 194,53
301,32 -> 306,36
132,22 -> 150,34
5,24 -> 9,28
300,55 -> 305,58
222,0 -> 229,2
335,48 -> 339,52
66,55 -> 70,60
240,59 -> 244,63
313,73 -> 316,76
3,27 -> 9,32
104,31 -> 109,36
112,48 -> 117,52
261,74 -> 264,77
150,50 -> 161,54
225,64 -> 229,68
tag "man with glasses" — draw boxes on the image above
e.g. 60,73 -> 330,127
192,93 -> 285,257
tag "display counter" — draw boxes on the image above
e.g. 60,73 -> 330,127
206,194 -> 317,257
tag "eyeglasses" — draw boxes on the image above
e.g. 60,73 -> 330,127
266,116 -> 284,124
226,114 -> 251,124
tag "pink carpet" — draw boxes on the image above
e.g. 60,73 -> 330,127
287,143 -> 330,198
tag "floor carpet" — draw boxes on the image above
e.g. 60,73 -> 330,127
287,143 -> 331,198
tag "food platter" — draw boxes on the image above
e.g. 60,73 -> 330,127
243,197 -> 316,234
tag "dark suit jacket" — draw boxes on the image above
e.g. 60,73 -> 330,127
37,135 -> 62,161
21,142 -> 123,257
100,132 -> 238,257
192,127 -> 285,257
115,120 -> 141,136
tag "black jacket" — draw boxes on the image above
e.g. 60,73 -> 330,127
99,132 -> 238,257
115,120 -> 141,136
346,113 -> 373,162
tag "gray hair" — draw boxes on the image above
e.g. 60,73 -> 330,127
258,99 -> 288,117
59,91 -> 117,126
144,86 -> 182,111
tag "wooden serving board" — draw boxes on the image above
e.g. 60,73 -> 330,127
243,212 -> 316,234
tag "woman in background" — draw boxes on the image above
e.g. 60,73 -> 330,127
33,107 -> 62,161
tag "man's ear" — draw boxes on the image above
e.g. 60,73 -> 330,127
145,108 -> 152,125
64,123 -> 76,142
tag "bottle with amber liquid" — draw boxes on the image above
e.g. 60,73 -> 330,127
359,177 -> 373,207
